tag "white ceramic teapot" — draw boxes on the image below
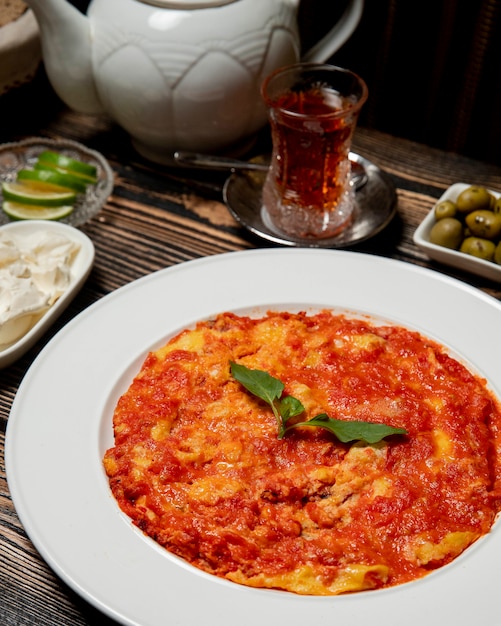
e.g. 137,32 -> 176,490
27,0 -> 363,162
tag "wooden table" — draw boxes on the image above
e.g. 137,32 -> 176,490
1,77 -> 501,625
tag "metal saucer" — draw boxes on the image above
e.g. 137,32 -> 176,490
223,153 -> 397,248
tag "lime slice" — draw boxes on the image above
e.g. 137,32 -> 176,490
2,181 -> 77,206
17,168 -> 88,193
37,150 -> 98,178
34,161 -> 97,185
2,201 -> 74,221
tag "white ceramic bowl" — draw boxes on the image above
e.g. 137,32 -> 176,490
0,9 -> 41,95
413,182 -> 501,282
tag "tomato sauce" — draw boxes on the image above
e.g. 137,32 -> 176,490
104,311 -> 501,595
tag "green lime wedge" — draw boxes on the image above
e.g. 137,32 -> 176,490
17,168 -> 88,193
34,161 -> 97,185
2,181 -> 77,207
36,150 -> 98,178
2,201 -> 74,221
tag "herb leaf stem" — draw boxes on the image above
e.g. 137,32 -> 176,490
230,361 -> 408,444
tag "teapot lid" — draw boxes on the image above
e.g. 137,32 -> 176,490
137,0 -> 239,7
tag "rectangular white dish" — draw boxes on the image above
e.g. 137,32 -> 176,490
413,182 -> 501,282
0,220 -> 94,368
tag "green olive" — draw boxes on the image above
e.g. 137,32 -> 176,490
456,186 -> 492,214
465,210 -> 501,240
434,199 -> 456,220
460,237 -> 496,261
495,241 -> 501,265
494,197 -> 501,215
429,217 -> 463,249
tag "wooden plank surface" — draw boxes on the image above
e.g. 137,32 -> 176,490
1,76 -> 500,625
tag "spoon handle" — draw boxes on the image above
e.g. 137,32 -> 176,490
173,151 -> 270,172
173,150 -> 368,191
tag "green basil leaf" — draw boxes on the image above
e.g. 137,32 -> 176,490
229,362 -> 408,444
279,395 -> 305,420
230,361 -> 284,404
286,413 -> 408,444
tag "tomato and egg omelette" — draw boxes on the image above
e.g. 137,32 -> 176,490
103,310 -> 501,595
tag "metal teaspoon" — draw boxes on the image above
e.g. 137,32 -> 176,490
173,151 -> 368,191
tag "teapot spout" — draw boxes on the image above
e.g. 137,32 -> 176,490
25,0 -> 104,114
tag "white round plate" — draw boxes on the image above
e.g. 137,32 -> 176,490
5,249 -> 501,626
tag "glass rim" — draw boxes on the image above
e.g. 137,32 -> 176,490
261,62 -> 368,119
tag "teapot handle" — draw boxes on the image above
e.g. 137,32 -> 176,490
301,0 -> 364,62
